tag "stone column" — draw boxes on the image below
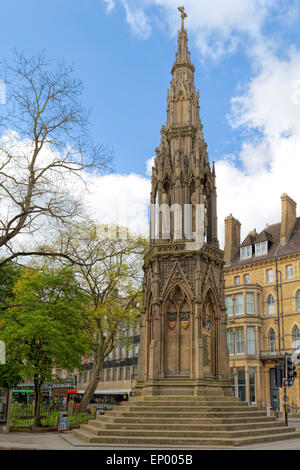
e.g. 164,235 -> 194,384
148,302 -> 161,380
137,312 -> 147,382
150,192 -> 156,242
216,305 -> 230,380
148,260 -> 161,380
211,189 -> 218,245
245,364 -> 250,403
194,257 -> 203,379
157,182 -> 162,239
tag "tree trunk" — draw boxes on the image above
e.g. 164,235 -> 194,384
78,351 -> 103,412
33,379 -> 42,428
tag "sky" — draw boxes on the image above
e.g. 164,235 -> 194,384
1,0 -> 300,248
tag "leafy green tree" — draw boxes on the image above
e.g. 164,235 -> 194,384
0,262 -> 23,387
0,261 -> 23,311
49,223 -> 146,411
0,362 -> 21,389
0,266 -> 90,427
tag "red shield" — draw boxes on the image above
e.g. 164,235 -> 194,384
168,321 -> 176,330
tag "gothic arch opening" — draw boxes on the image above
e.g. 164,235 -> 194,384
202,289 -> 218,377
163,284 -> 191,377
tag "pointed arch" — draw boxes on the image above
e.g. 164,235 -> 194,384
202,287 -> 218,325
268,328 -> 276,352
163,282 -> 192,313
267,294 -> 275,314
202,268 -> 221,307
163,283 -> 192,377
296,290 -> 300,311
292,324 -> 300,350
162,261 -> 193,302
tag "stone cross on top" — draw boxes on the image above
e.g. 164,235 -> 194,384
178,6 -> 187,30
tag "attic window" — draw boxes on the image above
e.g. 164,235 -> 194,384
255,241 -> 268,257
240,245 -> 252,260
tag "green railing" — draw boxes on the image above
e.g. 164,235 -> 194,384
9,402 -> 95,430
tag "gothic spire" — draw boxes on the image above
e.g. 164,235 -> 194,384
166,7 -> 200,131
173,6 -> 192,67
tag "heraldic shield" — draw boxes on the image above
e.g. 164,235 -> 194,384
181,313 -> 189,330
168,312 -> 177,330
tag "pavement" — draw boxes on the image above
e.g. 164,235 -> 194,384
0,421 -> 300,451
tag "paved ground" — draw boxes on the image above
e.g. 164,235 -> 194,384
0,420 -> 300,451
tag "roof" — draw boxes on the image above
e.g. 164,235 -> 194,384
255,229 -> 273,244
226,217 -> 300,268
240,232 -> 258,247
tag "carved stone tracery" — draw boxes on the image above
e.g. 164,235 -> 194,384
137,9 -> 230,392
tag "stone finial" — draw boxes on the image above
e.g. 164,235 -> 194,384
178,6 -> 187,30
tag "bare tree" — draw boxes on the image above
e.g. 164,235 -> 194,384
0,51 -> 112,266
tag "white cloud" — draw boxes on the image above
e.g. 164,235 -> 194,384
153,0 -> 274,58
0,130 -> 151,256
105,0 -> 277,59
83,172 -> 150,236
145,156 -> 155,177
216,49 -> 300,248
103,0 -> 116,13
121,0 -> 152,39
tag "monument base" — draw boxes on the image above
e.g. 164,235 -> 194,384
134,377 -> 233,397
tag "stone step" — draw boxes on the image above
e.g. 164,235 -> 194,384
103,410 -> 267,419
72,428 -> 300,447
116,406 -> 257,414
80,423 -> 294,439
135,388 -> 233,397
97,415 -> 276,425
124,400 -> 248,408
131,396 -> 241,403
88,419 -> 285,432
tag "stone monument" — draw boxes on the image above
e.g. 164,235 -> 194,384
136,6 -> 230,396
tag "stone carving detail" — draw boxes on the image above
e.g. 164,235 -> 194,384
165,286 -> 190,331
168,312 -> 177,330
180,312 -> 189,329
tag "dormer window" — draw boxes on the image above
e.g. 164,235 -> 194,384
240,245 -> 252,260
255,241 -> 268,257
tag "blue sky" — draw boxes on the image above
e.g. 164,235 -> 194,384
1,0 -> 300,245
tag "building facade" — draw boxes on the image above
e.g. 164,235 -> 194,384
224,194 -> 300,411
76,332 -> 140,397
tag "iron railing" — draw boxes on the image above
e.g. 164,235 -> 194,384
9,403 -> 95,430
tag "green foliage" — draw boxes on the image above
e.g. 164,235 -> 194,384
0,266 -> 91,385
0,362 -> 21,389
71,224 -> 145,358
0,261 -> 23,312
0,262 -> 23,388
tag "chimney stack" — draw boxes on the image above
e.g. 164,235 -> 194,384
224,214 -> 241,265
280,194 -> 296,245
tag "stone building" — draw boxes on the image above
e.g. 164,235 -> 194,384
224,193 -> 300,411
76,330 -> 140,398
